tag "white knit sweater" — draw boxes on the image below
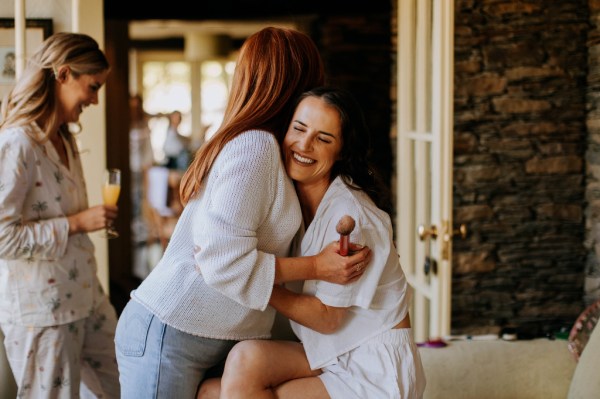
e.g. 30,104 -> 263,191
132,130 -> 302,339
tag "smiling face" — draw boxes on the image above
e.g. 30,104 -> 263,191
283,96 -> 343,191
55,66 -> 108,124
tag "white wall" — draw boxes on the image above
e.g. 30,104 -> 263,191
0,0 -> 109,292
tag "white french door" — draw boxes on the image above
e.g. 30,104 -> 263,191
396,0 -> 455,342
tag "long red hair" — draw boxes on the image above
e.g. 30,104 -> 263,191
179,27 -> 325,204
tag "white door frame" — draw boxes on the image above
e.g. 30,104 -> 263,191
396,0 -> 455,342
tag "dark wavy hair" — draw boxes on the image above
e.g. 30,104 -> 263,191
297,86 -> 392,214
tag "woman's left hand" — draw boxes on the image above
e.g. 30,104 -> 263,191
313,241 -> 371,284
67,205 -> 118,234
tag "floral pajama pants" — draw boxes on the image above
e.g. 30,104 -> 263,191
0,296 -> 120,399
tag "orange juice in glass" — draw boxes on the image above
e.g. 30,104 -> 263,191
102,183 -> 121,206
102,168 -> 121,238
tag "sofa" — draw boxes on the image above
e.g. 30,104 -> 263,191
419,324 -> 600,399
2,325 -> 598,398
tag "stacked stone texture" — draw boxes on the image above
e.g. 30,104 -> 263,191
452,0 -> 590,334
584,0 -> 600,305
392,0 -> 598,335
313,14 -> 393,187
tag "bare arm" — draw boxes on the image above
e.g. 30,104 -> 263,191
274,241 -> 371,285
269,284 -> 347,334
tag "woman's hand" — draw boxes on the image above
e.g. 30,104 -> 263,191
67,205 -> 118,235
313,241 -> 371,284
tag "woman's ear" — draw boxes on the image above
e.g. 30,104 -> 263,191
56,66 -> 70,82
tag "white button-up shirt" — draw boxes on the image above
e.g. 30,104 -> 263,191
0,123 -> 103,327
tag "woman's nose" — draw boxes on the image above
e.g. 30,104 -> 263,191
298,132 -> 314,151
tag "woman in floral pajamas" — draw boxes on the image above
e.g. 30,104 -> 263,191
0,32 -> 120,398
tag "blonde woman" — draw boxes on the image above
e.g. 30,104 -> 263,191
0,32 -> 120,398
115,27 -> 370,399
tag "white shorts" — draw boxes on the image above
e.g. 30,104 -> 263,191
319,328 -> 426,399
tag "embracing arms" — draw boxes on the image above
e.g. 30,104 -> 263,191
275,241 -> 370,285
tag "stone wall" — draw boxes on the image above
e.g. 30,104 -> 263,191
584,0 -> 600,307
311,13 -> 394,187
452,0 -> 589,333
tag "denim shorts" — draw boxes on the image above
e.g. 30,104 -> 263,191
115,299 -> 237,399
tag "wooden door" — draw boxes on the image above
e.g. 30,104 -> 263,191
396,0 -> 455,342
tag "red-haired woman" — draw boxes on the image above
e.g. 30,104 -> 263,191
115,27 -> 370,398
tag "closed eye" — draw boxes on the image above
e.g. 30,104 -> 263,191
292,120 -> 308,133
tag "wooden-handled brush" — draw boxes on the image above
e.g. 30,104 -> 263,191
336,215 -> 356,256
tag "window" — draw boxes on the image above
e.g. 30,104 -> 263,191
129,50 -> 236,279
142,60 -> 192,163
201,60 -> 235,140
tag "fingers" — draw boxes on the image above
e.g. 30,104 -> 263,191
84,205 -> 118,232
96,206 -> 116,229
348,247 -> 371,279
347,242 -> 365,251
320,241 -> 371,284
348,265 -> 365,282
347,246 -> 371,263
354,260 -> 365,273
102,204 -> 119,218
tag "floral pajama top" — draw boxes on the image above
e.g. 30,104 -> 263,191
0,123 -> 104,327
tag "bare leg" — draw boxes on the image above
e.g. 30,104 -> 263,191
219,340 -> 329,399
197,377 -> 221,399
274,376 -> 331,399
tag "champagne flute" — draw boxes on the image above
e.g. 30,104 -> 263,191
102,168 -> 121,239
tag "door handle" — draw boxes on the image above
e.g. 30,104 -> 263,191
417,224 -> 437,241
451,224 -> 467,239
441,222 -> 468,260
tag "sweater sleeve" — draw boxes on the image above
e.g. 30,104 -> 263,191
0,132 -> 69,260
193,131 -> 278,311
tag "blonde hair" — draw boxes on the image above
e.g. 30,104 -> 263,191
0,32 -> 109,140
179,26 -> 325,204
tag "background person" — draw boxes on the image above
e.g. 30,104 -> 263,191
0,32 -> 120,399
115,27 -> 370,399
129,93 -> 163,278
162,109 -> 191,171
1,51 -> 15,80
129,93 -> 155,220
199,87 -> 426,399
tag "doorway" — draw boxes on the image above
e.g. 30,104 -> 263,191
126,21 -> 298,281
104,12 -> 394,315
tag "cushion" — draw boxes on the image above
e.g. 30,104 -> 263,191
419,338 -> 576,399
568,299 -> 600,360
567,321 -> 600,398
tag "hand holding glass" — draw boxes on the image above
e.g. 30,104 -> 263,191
102,168 -> 121,238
